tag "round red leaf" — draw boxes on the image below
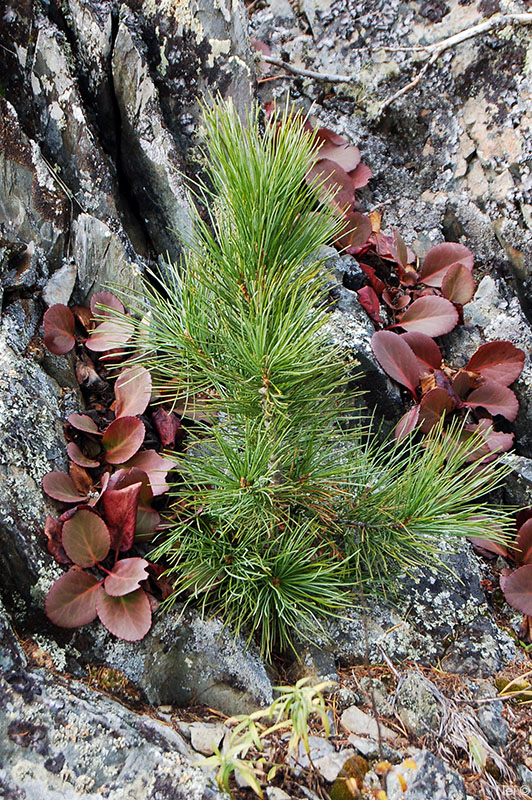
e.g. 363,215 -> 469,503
62,509 -> 110,567
67,414 -> 101,435
306,158 -> 355,213
67,442 -> 100,468
465,380 -> 519,422
104,558 -> 149,597
90,292 -> 125,319
441,263 -> 476,305
371,331 -> 420,395
418,387 -> 455,433
114,366 -> 152,419
419,243 -> 474,287
466,341 -> 526,386
397,296 -> 459,337
400,332 -> 442,371
42,472 -> 88,503
126,450 -> 176,496
96,587 -> 152,640
85,319 -> 133,352
102,417 -> 145,464
43,304 -> 76,355
502,565 -> 532,617
514,520 -> 532,567
45,571 -> 100,628
316,143 -> 361,173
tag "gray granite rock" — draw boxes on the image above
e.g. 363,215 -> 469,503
395,672 -> 443,737
30,15 -> 117,220
71,212 -> 143,302
474,681 -> 508,750
111,8 -> 193,262
0,653 -> 224,799
42,260 -> 77,307
0,320 -> 70,604
387,750 -> 466,800
320,541 -> 518,677
66,607 -> 273,716
0,97 -> 68,282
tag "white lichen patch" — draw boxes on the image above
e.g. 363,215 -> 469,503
141,0 -> 204,41
207,38 -> 231,67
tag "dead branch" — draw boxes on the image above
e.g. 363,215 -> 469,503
379,12 -> 532,112
261,54 -> 351,83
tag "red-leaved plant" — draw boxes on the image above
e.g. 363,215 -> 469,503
371,331 -> 525,460
41,293 -> 182,640
471,510 -> 532,645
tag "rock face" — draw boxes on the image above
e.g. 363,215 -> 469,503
0,603 -> 224,800
68,608 -> 273,716
320,541 -> 519,676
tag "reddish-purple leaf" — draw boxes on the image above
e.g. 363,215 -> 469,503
107,469 -> 155,535
514,520 -> 532,566
45,570 -> 100,628
394,406 -> 420,441
67,413 -> 101,435
393,230 -> 409,268
465,379 -> 519,422
317,143 -> 361,173
371,331 -> 420,395
102,481 -> 142,551
306,158 -> 355,213
461,420 -> 514,463
419,243 -> 474,287
396,296 -> 459,337
66,442 -> 100,468
42,472 -> 88,504
152,408 -> 183,448
43,304 -> 76,355
337,212 -> 373,251
441,263 -> 476,305
113,367 -> 152,419
349,162 -> 372,189
452,370 -> 474,399
469,537 -> 508,558
85,319 -> 133,352
418,388 -> 456,433
400,332 -> 442,371
44,516 -> 70,565
466,341 -> 526,386
315,127 -> 346,146
96,586 -> 152,640
357,286 -> 383,326
90,291 -> 125,319
104,557 -> 150,597
502,565 -> 532,617
62,509 -> 110,567
126,450 -> 176,496
102,417 -> 145,464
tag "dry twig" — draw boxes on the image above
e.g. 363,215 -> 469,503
258,12 -> 532,111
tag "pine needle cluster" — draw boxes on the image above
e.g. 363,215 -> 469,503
118,99 -> 511,658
